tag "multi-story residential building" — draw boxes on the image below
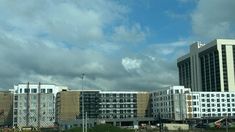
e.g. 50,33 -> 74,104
186,92 -> 235,119
0,91 -> 13,127
177,39 -> 235,92
99,91 -> 138,119
13,83 -> 67,129
152,85 -> 235,121
151,86 -> 191,121
56,90 -> 152,129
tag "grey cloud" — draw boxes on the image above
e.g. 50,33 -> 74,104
0,0 -> 182,91
112,24 -> 148,44
191,0 -> 235,40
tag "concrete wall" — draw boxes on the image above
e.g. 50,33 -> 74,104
0,91 -> 13,126
137,92 -> 151,117
56,91 -> 80,122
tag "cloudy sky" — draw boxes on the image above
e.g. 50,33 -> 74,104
0,0 -> 235,91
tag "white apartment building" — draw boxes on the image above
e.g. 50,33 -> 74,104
151,86 -> 191,121
186,92 -> 235,119
152,86 -> 235,121
177,39 -> 235,92
13,83 -> 67,128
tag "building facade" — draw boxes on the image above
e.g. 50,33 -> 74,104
99,91 -> 138,119
151,86 -> 190,121
56,91 -> 80,123
13,83 -> 67,128
152,86 -> 235,121
56,90 -> 152,129
177,39 -> 235,92
186,92 -> 235,119
0,91 -> 13,127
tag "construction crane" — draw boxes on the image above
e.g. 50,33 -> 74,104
214,117 -> 226,128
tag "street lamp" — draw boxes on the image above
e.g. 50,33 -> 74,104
81,73 -> 85,132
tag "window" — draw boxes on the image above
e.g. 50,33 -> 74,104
31,89 -> 37,93
41,89 -> 46,93
24,89 -> 29,93
175,90 -> 179,94
47,89 -> 53,93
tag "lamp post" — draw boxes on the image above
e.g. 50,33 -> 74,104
81,73 -> 85,132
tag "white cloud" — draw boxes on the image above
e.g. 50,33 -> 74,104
122,57 -> 142,72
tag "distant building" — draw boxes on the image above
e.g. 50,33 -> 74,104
56,90 -> 152,129
99,91 -> 138,119
13,83 -> 67,129
186,91 -> 235,119
151,86 -> 235,121
177,39 -> 235,92
0,91 -> 13,127
151,86 -> 190,121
